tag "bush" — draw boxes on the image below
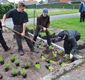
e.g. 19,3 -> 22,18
0,3 -> 14,19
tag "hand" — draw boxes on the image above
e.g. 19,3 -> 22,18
2,22 -> 5,27
43,27 -> 47,31
21,32 -> 25,36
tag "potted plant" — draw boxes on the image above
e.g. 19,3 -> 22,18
20,68 -> 27,78
11,68 -> 19,77
0,55 -> 4,65
15,59 -> 20,66
4,63 -> 11,72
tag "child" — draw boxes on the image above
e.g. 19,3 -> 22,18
0,21 -> 10,51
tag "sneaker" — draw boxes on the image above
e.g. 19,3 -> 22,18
5,47 -> 11,52
18,50 -> 24,56
31,48 -> 39,53
73,54 -> 84,59
70,54 -> 73,59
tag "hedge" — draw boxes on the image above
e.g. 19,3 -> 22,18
0,3 -> 14,19
26,3 -> 80,9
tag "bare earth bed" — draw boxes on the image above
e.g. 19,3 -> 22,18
0,31 -> 85,80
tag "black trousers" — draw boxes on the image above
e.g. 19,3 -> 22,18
33,27 -> 51,46
14,25 -> 34,51
64,35 -> 80,55
80,12 -> 85,22
0,31 -> 9,51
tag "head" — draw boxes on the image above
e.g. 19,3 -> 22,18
17,2 -> 26,12
42,8 -> 48,17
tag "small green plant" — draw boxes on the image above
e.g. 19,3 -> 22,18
10,55 -> 16,63
22,61 -> 31,69
4,63 -> 11,72
20,68 -> 27,78
45,65 -> 54,71
15,59 -> 20,66
0,55 -> 4,65
48,45 -> 54,50
34,62 -> 41,70
11,68 -> 19,77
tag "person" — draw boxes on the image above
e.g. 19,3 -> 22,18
33,8 -> 51,46
0,21 -> 10,51
2,2 -> 36,55
79,0 -> 85,22
53,30 -> 85,60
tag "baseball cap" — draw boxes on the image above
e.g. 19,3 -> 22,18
43,8 -> 48,14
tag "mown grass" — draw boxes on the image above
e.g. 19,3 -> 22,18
51,17 -> 85,41
25,9 -> 78,18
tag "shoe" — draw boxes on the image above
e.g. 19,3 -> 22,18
18,50 -> 24,56
70,54 -> 73,59
31,48 -> 39,53
5,47 -> 11,52
73,54 -> 84,59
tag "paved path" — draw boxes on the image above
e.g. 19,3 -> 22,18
58,63 -> 85,80
2,13 -> 80,28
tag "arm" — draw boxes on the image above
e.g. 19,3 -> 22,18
79,3 -> 83,12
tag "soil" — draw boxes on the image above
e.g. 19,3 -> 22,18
0,30 -> 85,80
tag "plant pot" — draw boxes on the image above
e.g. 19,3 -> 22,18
22,74 -> 27,78
4,68 -> 9,72
15,63 -> 20,67
0,61 -> 4,65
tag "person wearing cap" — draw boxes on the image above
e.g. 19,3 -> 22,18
2,2 -> 36,55
52,30 -> 85,61
0,21 -> 10,51
33,8 -> 51,46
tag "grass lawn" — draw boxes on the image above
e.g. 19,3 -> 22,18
51,17 -> 85,41
25,9 -> 79,18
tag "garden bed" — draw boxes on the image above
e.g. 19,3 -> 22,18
0,31 -> 85,80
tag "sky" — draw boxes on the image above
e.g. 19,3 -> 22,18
7,0 -> 46,3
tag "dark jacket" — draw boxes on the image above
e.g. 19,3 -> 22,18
57,30 -> 80,41
37,14 -> 50,28
0,21 -> 2,30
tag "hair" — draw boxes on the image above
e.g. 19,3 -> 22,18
17,2 -> 26,8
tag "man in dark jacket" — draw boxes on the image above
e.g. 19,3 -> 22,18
0,21 -> 10,51
79,1 -> 85,22
33,8 -> 51,46
53,30 -> 85,60
2,2 -> 35,55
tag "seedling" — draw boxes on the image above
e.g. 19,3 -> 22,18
45,65 -> 54,71
20,68 -> 27,78
46,60 -> 55,64
4,63 -> 11,72
11,68 -> 19,77
22,61 -> 31,69
48,46 -> 54,50
0,55 -> 4,65
34,62 -> 41,70
10,55 -> 16,63
15,59 -> 20,66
